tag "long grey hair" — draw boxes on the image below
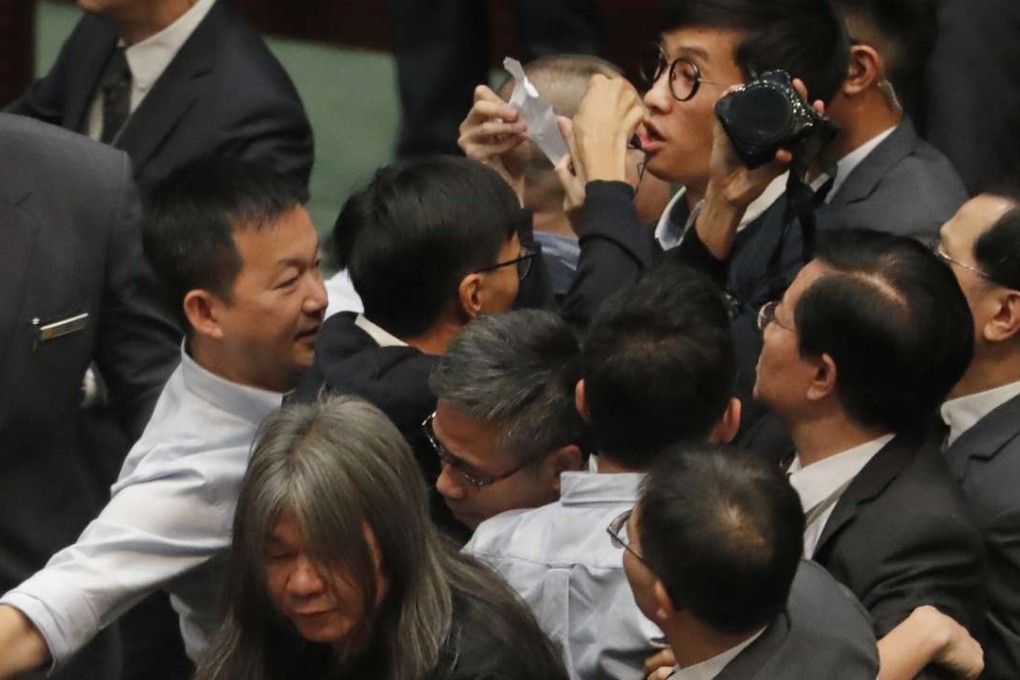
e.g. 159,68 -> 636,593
196,396 -> 479,680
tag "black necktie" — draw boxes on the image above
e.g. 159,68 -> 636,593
100,48 -> 132,144
812,175 -> 836,207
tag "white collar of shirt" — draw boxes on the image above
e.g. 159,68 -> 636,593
942,379 -> 1020,447
821,124 -> 898,202
788,434 -> 894,512
354,314 -> 408,348
180,345 -> 284,424
559,471 -> 644,505
124,0 -> 216,96
669,628 -> 767,680
655,174 -> 789,250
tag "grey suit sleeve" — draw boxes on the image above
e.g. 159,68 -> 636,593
93,152 -> 181,440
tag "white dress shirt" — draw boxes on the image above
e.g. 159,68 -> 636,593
668,628 -> 766,680
464,472 -> 665,680
1,347 -> 283,669
942,379 -> 1020,447
788,434 -> 895,558
324,269 -> 364,318
87,0 -> 216,140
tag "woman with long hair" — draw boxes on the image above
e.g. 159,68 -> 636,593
196,396 -> 567,680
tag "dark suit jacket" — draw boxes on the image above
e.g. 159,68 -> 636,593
828,119 -> 967,243
716,561 -> 878,680
0,114 -> 180,677
811,434 -> 986,637
7,0 -> 313,193
945,393 -> 1020,680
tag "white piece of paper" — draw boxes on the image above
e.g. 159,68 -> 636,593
503,57 -> 570,166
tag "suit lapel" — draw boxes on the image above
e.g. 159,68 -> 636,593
64,19 -> 120,133
113,1 -> 227,174
0,184 -> 40,380
829,119 -> 919,209
813,435 -> 915,556
945,393 -> 1020,480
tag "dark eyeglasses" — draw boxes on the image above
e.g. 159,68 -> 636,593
422,412 -> 543,488
606,509 -> 655,570
474,246 -> 536,282
756,300 -> 794,333
641,47 -> 726,102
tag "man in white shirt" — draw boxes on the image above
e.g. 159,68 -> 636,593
465,265 -> 741,679
7,0 -> 313,193
0,159 -> 327,679
755,228 -> 986,679
936,188 -> 1020,679
623,446 -> 879,680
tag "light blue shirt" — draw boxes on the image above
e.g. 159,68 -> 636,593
1,348 -> 282,669
464,472 -> 665,680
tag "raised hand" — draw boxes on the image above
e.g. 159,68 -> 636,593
457,85 -> 529,204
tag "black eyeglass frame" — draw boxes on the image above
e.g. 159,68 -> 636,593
756,300 -> 795,333
473,246 -> 537,282
643,47 -> 726,102
422,411 -> 546,488
606,509 -> 656,572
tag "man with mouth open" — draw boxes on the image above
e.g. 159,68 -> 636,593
0,159 -> 327,679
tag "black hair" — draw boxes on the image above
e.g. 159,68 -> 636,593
795,229 -> 974,432
662,0 -> 850,105
974,185 -> 1020,291
582,263 -> 736,468
144,158 -> 309,330
334,156 -> 523,338
638,445 -> 805,634
831,0 -> 937,115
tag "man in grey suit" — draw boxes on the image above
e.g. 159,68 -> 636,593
0,114 -> 180,678
618,445 -> 879,679
825,0 -> 967,242
937,187 -> 1020,680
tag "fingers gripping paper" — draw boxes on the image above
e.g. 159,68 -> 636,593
503,57 -> 570,165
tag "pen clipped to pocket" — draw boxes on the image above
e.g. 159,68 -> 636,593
31,312 -> 89,351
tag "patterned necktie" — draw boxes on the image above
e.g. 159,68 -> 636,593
100,47 -> 132,144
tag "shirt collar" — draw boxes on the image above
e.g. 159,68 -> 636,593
788,434 -> 894,513
942,379 -> 1020,446
559,471 -> 645,505
824,124 -> 898,201
669,627 -> 767,680
180,346 -> 284,425
655,174 -> 789,250
355,314 -> 408,348
124,0 -> 216,93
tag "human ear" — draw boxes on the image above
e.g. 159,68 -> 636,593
985,291 -> 1020,343
183,290 -> 224,340
842,44 -> 881,96
546,445 -> 585,492
457,274 -> 485,320
574,380 -> 590,422
708,397 -> 742,444
653,580 -> 678,622
806,354 -> 838,402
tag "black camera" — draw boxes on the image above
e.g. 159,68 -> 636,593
714,70 -> 835,169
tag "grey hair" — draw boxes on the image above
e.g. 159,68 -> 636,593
197,396 -> 454,680
428,309 -> 586,463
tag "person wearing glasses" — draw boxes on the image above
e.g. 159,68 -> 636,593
935,188 -> 1020,680
427,310 -> 587,532
464,264 -> 740,680
293,156 -> 538,535
754,228 -> 987,679
615,445 -> 879,680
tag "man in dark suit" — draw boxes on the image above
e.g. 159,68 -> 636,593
622,445 -> 879,679
937,188 -> 1020,680
0,114 -> 180,679
7,0 -> 313,193
824,0 -> 966,242
755,229 -> 986,678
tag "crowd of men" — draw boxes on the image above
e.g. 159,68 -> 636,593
0,0 -> 1018,678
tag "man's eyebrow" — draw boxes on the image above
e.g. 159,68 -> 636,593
674,45 -> 710,62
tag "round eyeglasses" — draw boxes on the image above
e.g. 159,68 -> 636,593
474,246 -> 537,282
641,47 -> 726,102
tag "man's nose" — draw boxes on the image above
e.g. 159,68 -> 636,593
436,464 -> 467,501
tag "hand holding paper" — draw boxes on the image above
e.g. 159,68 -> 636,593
502,57 -> 571,166
458,84 -> 529,203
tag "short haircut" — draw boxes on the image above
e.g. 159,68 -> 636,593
497,55 -> 623,211
975,185 -> 1020,291
831,0 -> 937,114
796,229 -> 974,432
144,158 -> 308,329
582,263 -> 736,468
429,310 -> 587,464
638,445 -> 805,634
334,156 -> 523,338
662,0 -> 850,105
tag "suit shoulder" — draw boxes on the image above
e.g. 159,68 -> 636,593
0,114 -> 130,181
